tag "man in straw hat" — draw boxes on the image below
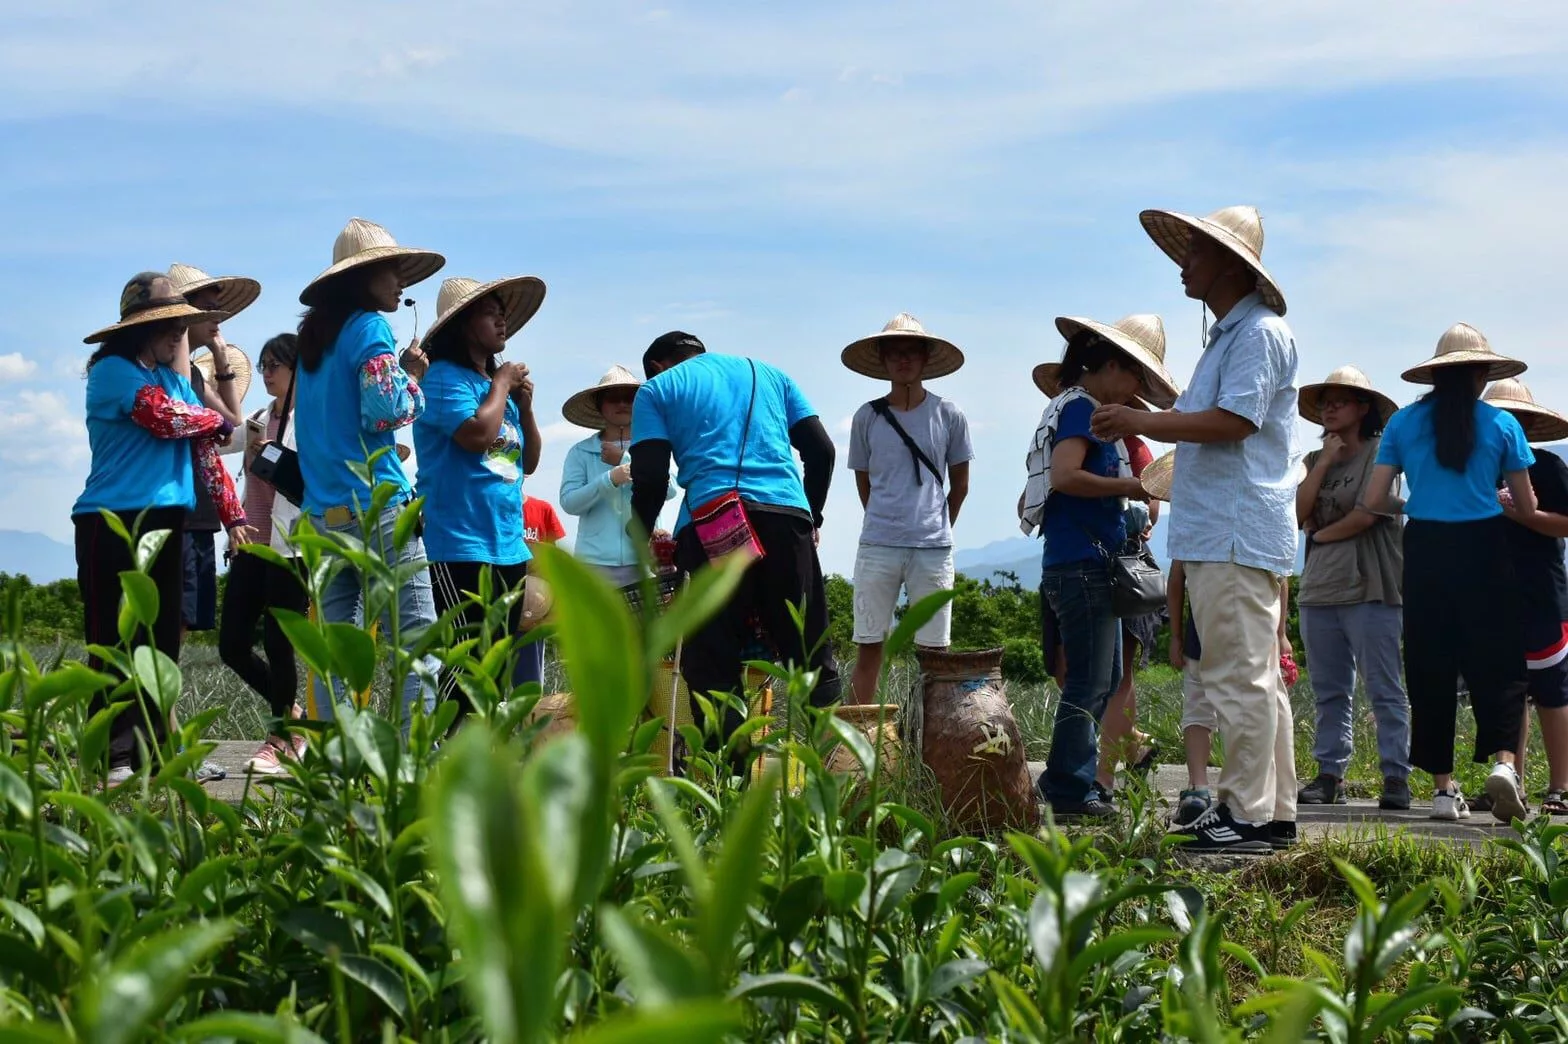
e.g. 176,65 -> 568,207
840,313 -> 972,704
1485,379 -> 1568,815
630,331 -> 842,765
1092,204 -> 1300,852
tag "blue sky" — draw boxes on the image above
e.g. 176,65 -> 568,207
3,1 -> 1568,578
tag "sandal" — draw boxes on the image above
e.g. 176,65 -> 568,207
1131,741 -> 1159,776
1542,790 -> 1568,816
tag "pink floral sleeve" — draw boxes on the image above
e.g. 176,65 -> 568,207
359,353 -> 424,432
130,384 -> 228,439
194,438 -> 247,528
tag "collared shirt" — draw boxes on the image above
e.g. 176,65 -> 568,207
1167,292 -> 1301,575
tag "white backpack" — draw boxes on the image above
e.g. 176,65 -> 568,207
1018,387 -> 1131,536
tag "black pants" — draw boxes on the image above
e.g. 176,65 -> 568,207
1404,517 -> 1527,774
74,508 -> 186,769
218,551 -> 308,723
429,560 -> 529,719
676,508 -> 842,747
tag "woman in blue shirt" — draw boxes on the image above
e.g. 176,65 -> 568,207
413,274 -> 546,707
1366,323 -> 1538,824
1033,315 -> 1176,819
560,365 -> 675,587
294,218 -> 444,732
75,272 -> 237,782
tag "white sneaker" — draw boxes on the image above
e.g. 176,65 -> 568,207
1484,763 -> 1527,824
1431,789 -> 1471,821
105,765 -> 134,787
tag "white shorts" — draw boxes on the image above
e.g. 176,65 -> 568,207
1180,658 -> 1218,732
852,544 -> 955,647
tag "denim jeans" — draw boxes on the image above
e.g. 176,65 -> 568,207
1040,558 -> 1122,804
1300,601 -> 1412,781
310,502 -> 439,732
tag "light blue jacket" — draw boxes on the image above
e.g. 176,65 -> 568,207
560,434 -> 675,567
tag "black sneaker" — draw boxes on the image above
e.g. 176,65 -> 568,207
1174,787 -> 1213,826
1169,803 -> 1272,853
1049,797 -> 1118,820
1269,820 -> 1298,850
1297,773 -> 1345,805
1379,776 -> 1412,811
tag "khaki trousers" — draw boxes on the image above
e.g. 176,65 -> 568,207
1186,561 -> 1296,824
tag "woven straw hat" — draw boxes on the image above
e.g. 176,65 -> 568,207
841,313 -> 964,380
298,218 -> 445,306
192,345 -> 253,400
1139,205 -> 1286,315
167,263 -> 261,317
1031,313 -> 1180,409
1297,365 -> 1397,426
1401,322 -> 1526,385
421,275 -> 547,348
84,273 -> 230,344
563,365 -> 642,429
1141,449 -> 1175,502
1484,378 -> 1568,444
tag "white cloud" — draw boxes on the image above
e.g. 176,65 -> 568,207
0,353 -> 37,380
0,390 -> 88,466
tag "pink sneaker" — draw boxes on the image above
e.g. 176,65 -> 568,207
245,739 -> 291,776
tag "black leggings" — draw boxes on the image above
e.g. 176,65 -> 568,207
218,551 -> 308,723
429,560 -> 529,720
1404,516 -> 1528,774
74,508 -> 186,770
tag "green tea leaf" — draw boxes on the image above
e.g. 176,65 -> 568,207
77,919 -> 235,1044
325,622 -> 378,695
772,875 -> 824,945
823,869 -> 866,913
118,571 -> 160,630
0,762 -> 32,821
598,906 -> 711,1006
274,609 -> 332,680
883,589 -> 956,661
0,898 -> 43,948
646,556 -> 750,663
131,646 -> 181,718
702,766 -> 778,979
337,953 -> 410,1020
729,973 -> 854,1021
172,1012 -> 328,1044
927,958 -> 988,999
575,1000 -> 743,1044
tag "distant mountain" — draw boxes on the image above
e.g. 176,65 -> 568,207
0,530 -> 76,584
956,514 -> 1177,586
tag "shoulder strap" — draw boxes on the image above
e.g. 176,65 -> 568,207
870,397 -> 944,487
734,360 -> 757,492
275,371 -> 296,444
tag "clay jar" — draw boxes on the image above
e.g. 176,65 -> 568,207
916,647 -> 1039,831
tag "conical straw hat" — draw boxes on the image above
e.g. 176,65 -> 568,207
1140,449 -> 1175,502
84,272 -> 230,344
1401,323 -> 1526,385
1139,205 -> 1286,315
167,263 -> 261,317
1297,365 -> 1397,426
1031,313 -> 1181,409
298,218 -> 445,306
563,365 -> 642,429
421,275 -> 547,347
192,344 -> 253,400
841,313 -> 965,380
1484,378 -> 1568,444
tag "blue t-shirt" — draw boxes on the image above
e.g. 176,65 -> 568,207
74,356 -> 202,516
1376,399 -> 1534,522
296,311 -> 413,515
1041,397 -> 1126,568
413,360 -> 528,565
632,353 -> 815,531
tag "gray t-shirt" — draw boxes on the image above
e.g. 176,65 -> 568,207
848,392 -> 973,548
1299,438 -> 1404,607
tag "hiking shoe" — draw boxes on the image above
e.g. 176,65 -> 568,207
1169,803 -> 1272,853
1484,762 -> 1527,824
1379,776 -> 1412,811
1049,797 -> 1118,820
1297,773 -> 1345,805
1430,788 -> 1471,821
1268,820 -> 1298,850
1174,787 -> 1213,826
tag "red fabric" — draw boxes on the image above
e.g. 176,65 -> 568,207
129,386 -> 245,528
523,496 -> 566,547
1124,434 -> 1154,478
195,439 -> 246,529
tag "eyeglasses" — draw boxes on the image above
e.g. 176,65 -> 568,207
259,359 -> 288,373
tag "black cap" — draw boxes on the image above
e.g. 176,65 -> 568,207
642,330 -> 705,378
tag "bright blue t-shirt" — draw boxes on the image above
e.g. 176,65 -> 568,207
296,310 -> 413,515
74,356 -> 202,516
1377,399 -> 1534,522
1041,397 -> 1126,568
632,353 -> 814,531
413,360 -> 528,565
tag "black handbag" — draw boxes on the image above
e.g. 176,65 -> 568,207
246,377 -> 305,507
1104,541 -> 1167,619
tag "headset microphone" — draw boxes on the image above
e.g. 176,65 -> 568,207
403,298 -> 420,342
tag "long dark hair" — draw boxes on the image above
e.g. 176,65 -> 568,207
1058,331 -> 1127,389
1423,364 -> 1485,472
425,306 -> 497,379
297,269 -> 377,373
86,321 -> 174,371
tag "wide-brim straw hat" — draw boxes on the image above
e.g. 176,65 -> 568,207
564,365 -> 642,429
192,345 -> 254,400
1030,363 -> 1156,412
84,273 -> 230,344
167,263 -> 261,317
1401,322 -> 1527,385
1484,378 -> 1568,443
1139,205 -> 1286,315
421,275 -> 547,347
1032,313 -> 1180,409
841,313 -> 964,380
299,218 -> 445,306
1297,365 -> 1397,426
1141,449 -> 1176,502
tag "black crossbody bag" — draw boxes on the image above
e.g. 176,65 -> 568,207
247,376 -> 306,507
869,397 -> 943,486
